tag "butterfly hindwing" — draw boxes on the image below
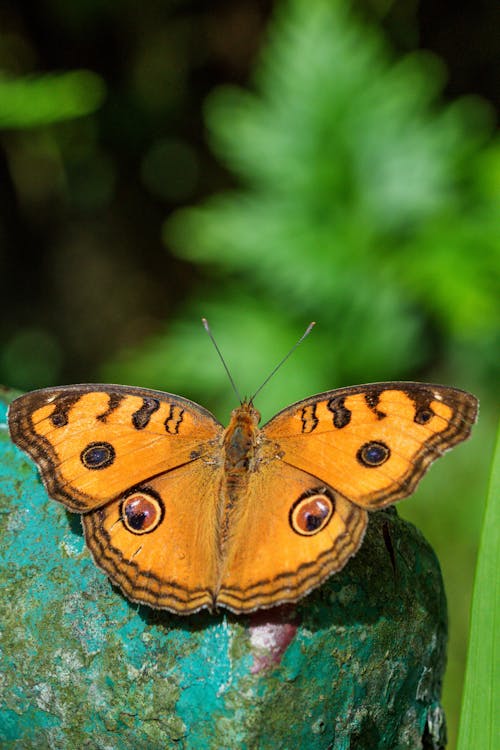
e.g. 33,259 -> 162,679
82,462 -> 223,614
217,462 -> 368,613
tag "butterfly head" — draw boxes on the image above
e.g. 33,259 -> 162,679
231,399 -> 261,428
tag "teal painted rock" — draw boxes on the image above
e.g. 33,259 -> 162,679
0,388 -> 447,749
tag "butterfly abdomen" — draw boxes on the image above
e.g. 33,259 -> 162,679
214,403 -> 263,560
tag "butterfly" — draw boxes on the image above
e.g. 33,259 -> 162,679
8,379 -> 477,615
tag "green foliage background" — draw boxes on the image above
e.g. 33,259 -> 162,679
0,1 -> 498,746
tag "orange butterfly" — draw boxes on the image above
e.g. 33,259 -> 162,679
8,373 -> 477,615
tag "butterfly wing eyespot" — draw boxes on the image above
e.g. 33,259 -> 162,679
289,488 -> 335,536
414,407 -> 434,425
120,490 -> 165,535
356,441 -> 390,468
80,441 -> 116,470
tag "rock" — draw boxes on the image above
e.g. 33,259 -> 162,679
0,389 -> 447,749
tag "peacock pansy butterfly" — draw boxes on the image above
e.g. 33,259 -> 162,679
8,378 -> 477,615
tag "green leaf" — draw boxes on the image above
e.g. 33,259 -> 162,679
457,422 -> 500,749
0,70 -> 105,128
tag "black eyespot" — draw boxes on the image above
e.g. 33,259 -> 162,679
415,408 -> 434,424
80,441 -> 115,470
50,411 -> 68,427
290,488 -> 335,536
357,441 -> 390,467
121,490 -> 164,535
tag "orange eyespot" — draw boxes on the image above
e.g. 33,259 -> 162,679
290,490 -> 335,536
121,491 -> 164,535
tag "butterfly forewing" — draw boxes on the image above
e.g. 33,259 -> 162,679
8,384 -> 222,512
263,382 -> 478,509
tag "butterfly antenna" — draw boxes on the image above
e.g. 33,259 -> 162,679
202,318 -> 243,403
250,322 -> 316,403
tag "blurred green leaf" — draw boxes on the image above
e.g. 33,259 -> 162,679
161,0 -> 498,393
0,70 -> 105,128
457,423 -> 500,750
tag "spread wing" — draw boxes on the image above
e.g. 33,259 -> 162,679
217,461 -> 367,613
8,384 -> 222,512
82,462 -> 223,614
262,382 -> 478,509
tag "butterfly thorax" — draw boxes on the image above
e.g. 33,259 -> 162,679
223,402 -> 261,475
